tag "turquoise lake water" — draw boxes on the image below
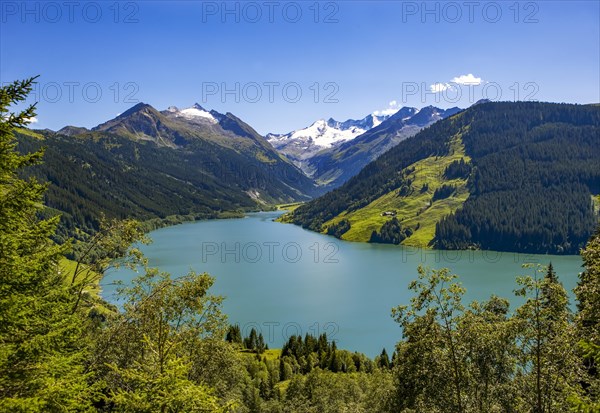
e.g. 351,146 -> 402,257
102,211 -> 583,357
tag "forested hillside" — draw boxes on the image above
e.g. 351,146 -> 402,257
16,130 -> 254,241
287,102 -> 600,254
15,103 -> 320,241
436,102 -> 600,253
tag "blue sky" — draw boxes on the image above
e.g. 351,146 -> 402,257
1,1 -> 599,134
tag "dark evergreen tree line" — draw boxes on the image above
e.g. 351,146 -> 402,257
435,102 -> 600,254
370,217 -> 413,245
432,184 -> 456,201
326,219 -> 351,238
443,159 -> 471,179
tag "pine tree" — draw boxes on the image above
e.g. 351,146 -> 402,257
329,341 -> 341,372
377,348 -> 391,369
226,324 -> 243,344
257,333 -> 266,354
0,78 -> 92,410
245,328 -> 259,351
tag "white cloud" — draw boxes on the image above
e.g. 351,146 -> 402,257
373,100 -> 401,116
429,74 -> 483,93
430,83 -> 452,93
26,116 -> 38,124
451,73 -> 482,86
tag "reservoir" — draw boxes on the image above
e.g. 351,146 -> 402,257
102,211 -> 583,357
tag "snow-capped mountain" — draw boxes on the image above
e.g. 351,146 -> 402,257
165,103 -> 219,124
277,105 -> 462,188
266,112 -> 399,166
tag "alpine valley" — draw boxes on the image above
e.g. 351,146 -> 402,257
267,105 -> 461,188
17,100 -> 600,254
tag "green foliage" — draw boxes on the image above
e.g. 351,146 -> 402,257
0,77 -> 95,411
432,184 -> 456,201
226,324 -> 244,345
92,269 -> 231,412
376,348 -> 391,370
243,328 -> 266,354
513,264 -> 579,412
325,219 -> 351,239
576,226 -> 600,344
389,262 -> 587,412
574,226 -> 600,411
272,368 -> 394,413
443,159 -> 471,180
569,341 -> 600,412
369,217 -> 413,245
392,267 -> 467,412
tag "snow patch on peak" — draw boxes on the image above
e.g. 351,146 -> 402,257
175,104 -> 218,123
267,112 -> 398,155
285,118 -> 367,148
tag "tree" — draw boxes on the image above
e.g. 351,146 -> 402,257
573,227 -> 600,410
513,264 -> 579,412
392,266 -> 466,412
226,324 -> 243,345
328,341 -> 342,373
257,333 -> 266,354
376,348 -> 390,369
576,227 -> 600,344
94,269 -> 231,412
0,77 -> 95,411
245,328 -> 259,352
459,295 -> 517,412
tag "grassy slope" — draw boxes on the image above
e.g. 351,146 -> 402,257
15,127 -> 44,139
322,133 -> 471,247
276,202 -> 304,212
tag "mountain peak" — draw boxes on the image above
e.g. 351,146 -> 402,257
119,102 -> 153,118
388,106 -> 419,121
473,99 -> 491,106
57,125 -> 90,136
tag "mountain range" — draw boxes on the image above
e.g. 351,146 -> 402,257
28,101 -> 462,239
267,106 -> 461,188
18,103 -> 321,239
266,113 -> 391,170
304,106 -> 462,188
20,99 -> 598,254
286,101 -> 600,254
